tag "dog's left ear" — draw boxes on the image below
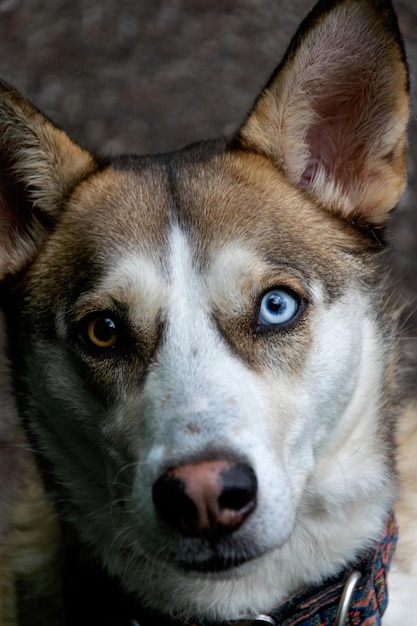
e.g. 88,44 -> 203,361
0,80 -> 99,279
235,0 -> 409,227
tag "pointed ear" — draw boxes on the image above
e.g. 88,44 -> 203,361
0,80 -> 99,278
235,0 -> 409,227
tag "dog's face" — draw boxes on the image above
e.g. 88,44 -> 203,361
8,148 -> 394,618
0,0 -> 409,621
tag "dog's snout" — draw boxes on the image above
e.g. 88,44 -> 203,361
152,460 -> 257,538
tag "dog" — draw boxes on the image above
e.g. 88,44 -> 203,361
0,0 -> 416,623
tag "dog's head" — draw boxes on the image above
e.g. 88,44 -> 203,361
0,0 -> 409,621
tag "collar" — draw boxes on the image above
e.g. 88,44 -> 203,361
132,511 -> 397,626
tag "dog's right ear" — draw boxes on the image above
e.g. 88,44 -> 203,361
0,80 -> 98,279
235,0 -> 409,228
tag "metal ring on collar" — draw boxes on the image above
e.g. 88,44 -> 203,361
334,570 -> 362,626
227,616 -> 277,625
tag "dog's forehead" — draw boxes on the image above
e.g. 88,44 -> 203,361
63,148 -> 354,269
33,146 -> 364,309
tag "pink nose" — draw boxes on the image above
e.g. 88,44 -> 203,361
152,460 -> 257,538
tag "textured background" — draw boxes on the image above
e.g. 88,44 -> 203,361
0,0 -> 415,371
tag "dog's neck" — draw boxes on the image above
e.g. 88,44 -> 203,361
132,511 -> 397,626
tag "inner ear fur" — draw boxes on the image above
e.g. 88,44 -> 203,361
0,80 -> 98,279
235,0 -> 409,227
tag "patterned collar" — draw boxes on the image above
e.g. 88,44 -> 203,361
132,511 -> 397,626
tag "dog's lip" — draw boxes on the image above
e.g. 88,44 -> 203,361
153,535 -> 269,575
177,552 -> 253,573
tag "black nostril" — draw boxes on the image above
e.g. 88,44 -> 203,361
218,463 -> 257,515
152,474 -> 196,525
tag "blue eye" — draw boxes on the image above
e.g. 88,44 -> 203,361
258,288 -> 300,327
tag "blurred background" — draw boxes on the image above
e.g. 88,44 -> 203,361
0,0 -> 415,378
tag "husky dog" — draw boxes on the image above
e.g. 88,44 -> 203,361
0,0 -> 416,623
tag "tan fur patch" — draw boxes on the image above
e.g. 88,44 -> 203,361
393,402 -> 417,575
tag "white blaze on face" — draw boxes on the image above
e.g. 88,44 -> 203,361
128,226 -> 297,548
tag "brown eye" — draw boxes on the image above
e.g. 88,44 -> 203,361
86,315 -> 118,349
